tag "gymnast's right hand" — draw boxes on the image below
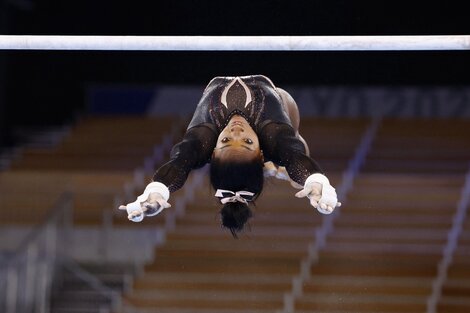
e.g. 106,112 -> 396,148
118,182 -> 171,222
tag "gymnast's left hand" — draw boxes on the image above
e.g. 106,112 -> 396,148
119,192 -> 171,222
295,174 -> 341,214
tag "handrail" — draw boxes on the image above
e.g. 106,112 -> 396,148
0,192 -> 73,267
0,191 -> 73,313
427,162 -> 470,313
61,258 -> 124,313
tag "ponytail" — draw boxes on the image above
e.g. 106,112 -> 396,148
220,202 -> 253,238
210,156 -> 264,238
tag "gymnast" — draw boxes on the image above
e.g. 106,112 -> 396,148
119,75 -> 341,237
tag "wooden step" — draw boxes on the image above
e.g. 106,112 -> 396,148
334,214 -> 452,229
447,263 -> 470,279
323,241 -> 443,256
125,289 -> 284,310
155,239 -> 309,259
442,278 -> 470,297
437,296 -> 470,313
311,257 -> 438,278
353,173 -> 464,187
362,160 -> 468,173
145,255 -> 301,275
166,224 -> 317,241
133,272 -> 292,293
295,293 -> 427,312
121,308 -> 277,313
328,228 -> 447,245
121,308 -> 279,313
303,275 -> 432,296
133,271 -> 292,284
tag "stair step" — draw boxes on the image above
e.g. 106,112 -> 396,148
329,228 -> 447,244
51,308 -> 103,313
134,272 -> 292,292
167,224 -> 317,240
134,272 -> 292,284
51,301 -> 111,312
303,275 -> 432,295
121,307 -> 280,313
145,255 -> 301,274
311,258 -> 438,278
295,293 -> 427,312
126,289 -> 284,310
324,242 -> 443,255
155,239 -> 309,258
52,290 -> 112,302
438,296 -> 470,313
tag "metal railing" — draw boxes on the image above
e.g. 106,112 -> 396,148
0,192 -> 73,313
59,259 -> 123,313
427,162 -> 470,313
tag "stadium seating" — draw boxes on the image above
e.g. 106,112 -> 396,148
294,118 -> 470,313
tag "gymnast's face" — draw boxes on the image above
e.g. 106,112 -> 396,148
213,115 -> 261,162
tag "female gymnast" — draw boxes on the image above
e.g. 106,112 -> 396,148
119,75 -> 341,237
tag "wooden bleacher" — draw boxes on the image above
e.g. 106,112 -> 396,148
4,115 -> 467,313
0,116 -> 179,226
294,118 -> 470,313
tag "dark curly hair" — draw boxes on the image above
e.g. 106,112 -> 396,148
210,156 -> 264,238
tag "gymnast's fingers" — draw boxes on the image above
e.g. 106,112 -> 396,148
309,198 -> 319,208
128,209 -> 144,222
156,199 -> 171,209
295,185 -> 313,198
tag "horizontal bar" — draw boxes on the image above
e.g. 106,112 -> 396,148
0,35 -> 469,51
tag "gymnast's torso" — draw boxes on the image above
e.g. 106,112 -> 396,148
187,75 -> 293,133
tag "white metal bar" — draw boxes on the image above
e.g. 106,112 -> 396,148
0,35 -> 469,51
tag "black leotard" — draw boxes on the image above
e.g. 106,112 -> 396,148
153,75 -> 323,192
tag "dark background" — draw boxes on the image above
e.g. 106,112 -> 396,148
1,0 -> 469,145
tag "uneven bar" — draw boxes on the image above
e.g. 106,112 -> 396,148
0,35 -> 469,51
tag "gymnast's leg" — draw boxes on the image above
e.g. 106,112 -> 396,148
277,87 -> 310,156
263,88 -> 309,189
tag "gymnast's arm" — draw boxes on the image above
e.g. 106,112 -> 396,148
153,124 -> 217,192
119,124 -> 217,221
259,122 -> 323,184
258,122 -> 341,214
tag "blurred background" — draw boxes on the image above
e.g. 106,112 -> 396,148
1,1 -> 470,313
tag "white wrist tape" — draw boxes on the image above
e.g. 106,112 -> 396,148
304,173 -> 330,187
136,182 -> 170,203
305,173 -> 338,213
126,201 -> 145,222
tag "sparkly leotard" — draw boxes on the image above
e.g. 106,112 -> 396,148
153,75 -> 323,192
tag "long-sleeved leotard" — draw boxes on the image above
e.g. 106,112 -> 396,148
153,75 -> 323,193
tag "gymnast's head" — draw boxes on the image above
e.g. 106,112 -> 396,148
212,115 -> 261,161
210,115 -> 264,238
